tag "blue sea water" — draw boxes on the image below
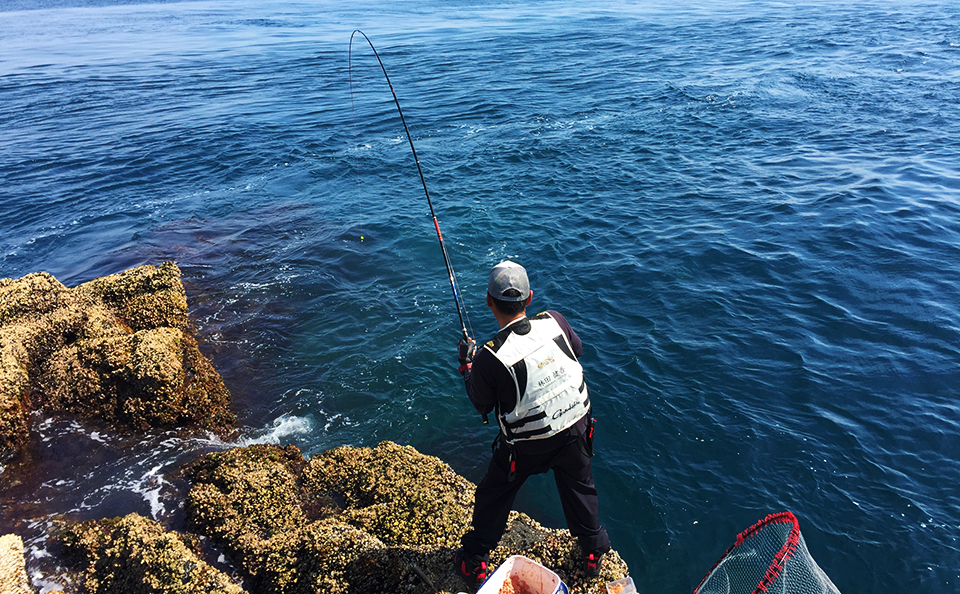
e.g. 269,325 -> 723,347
1,0 -> 959,592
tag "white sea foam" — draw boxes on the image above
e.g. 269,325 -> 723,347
239,413 -> 313,446
132,464 -> 168,520
32,571 -> 66,594
323,413 -> 342,432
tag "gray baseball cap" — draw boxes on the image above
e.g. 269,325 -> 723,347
487,260 -> 530,302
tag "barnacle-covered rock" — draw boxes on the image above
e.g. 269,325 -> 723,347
185,444 -> 307,594
60,513 -> 245,594
493,511 -> 631,591
0,533 -> 33,594
0,337 -> 30,456
186,441 -> 630,594
40,327 -> 233,431
301,441 -> 474,548
75,263 -> 190,333
0,262 -> 235,458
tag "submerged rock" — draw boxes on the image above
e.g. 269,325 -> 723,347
181,441 -> 629,594
0,262 -> 235,459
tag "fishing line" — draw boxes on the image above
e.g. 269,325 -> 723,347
349,30 -> 474,342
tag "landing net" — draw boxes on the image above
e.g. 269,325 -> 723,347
693,511 -> 841,594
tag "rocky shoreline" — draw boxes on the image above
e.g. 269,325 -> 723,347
0,262 -> 235,458
0,263 -> 630,593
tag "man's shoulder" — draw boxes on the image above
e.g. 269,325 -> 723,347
474,343 -> 499,365
539,310 -> 582,355
471,342 -> 512,385
540,309 -> 573,329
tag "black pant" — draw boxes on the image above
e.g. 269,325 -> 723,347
461,416 -> 610,555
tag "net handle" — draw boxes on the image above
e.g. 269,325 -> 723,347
693,511 -> 802,594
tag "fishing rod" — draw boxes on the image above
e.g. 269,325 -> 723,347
349,30 -> 473,343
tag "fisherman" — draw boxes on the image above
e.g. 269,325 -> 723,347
453,260 -> 611,590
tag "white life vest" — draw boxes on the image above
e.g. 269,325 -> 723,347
486,312 -> 590,443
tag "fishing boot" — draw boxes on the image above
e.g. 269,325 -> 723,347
583,549 -> 605,578
453,548 -> 490,592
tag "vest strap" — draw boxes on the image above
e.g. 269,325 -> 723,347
502,410 -> 548,429
509,425 -> 554,440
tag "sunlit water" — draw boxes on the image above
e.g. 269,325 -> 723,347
1,0 -> 959,592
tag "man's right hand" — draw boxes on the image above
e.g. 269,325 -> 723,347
458,336 -> 476,375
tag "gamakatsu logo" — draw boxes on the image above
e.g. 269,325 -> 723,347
537,355 -> 555,369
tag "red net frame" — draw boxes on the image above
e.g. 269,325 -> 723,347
694,511 -> 803,594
